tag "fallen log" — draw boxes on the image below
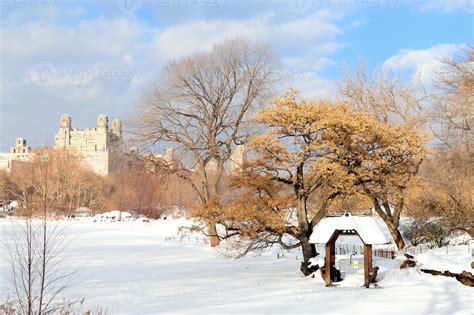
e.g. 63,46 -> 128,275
420,269 -> 474,287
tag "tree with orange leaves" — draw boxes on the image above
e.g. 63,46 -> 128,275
219,89 -> 427,275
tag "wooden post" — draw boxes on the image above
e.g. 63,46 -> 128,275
325,243 -> 332,286
324,232 -> 337,286
364,244 -> 372,288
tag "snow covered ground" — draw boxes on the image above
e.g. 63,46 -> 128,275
0,217 -> 472,315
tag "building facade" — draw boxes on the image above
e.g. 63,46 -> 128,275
229,145 -> 246,173
0,138 -> 33,172
54,113 -> 122,175
0,115 -> 245,177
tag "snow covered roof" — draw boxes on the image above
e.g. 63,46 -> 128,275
309,213 -> 391,245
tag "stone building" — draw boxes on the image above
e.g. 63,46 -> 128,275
0,115 -> 245,177
54,113 -> 122,175
196,145 -> 247,174
152,147 -> 175,166
229,145 -> 246,173
0,138 -> 33,172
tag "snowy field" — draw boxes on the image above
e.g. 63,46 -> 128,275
0,216 -> 472,315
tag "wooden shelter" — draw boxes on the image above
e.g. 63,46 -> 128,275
309,212 -> 391,287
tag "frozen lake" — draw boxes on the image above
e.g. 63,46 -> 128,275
0,218 -> 472,314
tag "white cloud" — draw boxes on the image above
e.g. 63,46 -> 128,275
1,7 -> 346,146
149,10 -> 343,61
381,44 -> 466,85
282,75 -> 337,100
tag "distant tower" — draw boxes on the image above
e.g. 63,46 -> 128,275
164,147 -> 174,165
15,138 -> 25,147
97,114 -> 108,129
57,113 -> 72,147
10,138 -> 31,154
129,147 -> 139,155
111,118 -> 122,140
230,145 -> 246,173
60,113 -> 72,129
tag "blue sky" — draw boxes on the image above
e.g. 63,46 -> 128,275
0,0 -> 472,150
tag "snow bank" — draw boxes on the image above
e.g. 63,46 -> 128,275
92,210 -> 147,222
416,251 -> 473,274
448,233 -> 472,246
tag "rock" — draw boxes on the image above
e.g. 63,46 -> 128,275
458,271 -> 474,287
400,259 -> 416,269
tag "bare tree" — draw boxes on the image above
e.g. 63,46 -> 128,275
2,219 -> 79,314
0,170 -> 14,212
2,149 -> 82,314
414,47 -> 474,234
339,62 -> 429,249
431,47 -> 473,149
413,150 -> 473,232
340,61 -> 427,127
132,37 -> 278,246
8,148 -> 104,216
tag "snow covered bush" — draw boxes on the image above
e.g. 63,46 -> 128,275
403,217 -> 450,248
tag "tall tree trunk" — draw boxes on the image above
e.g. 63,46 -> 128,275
386,220 -> 405,249
296,194 -> 309,233
294,171 -> 318,275
295,164 -> 310,234
208,221 -> 220,247
206,158 -> 223,247
372,197 -> 406,250
300,236 -> 318,275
